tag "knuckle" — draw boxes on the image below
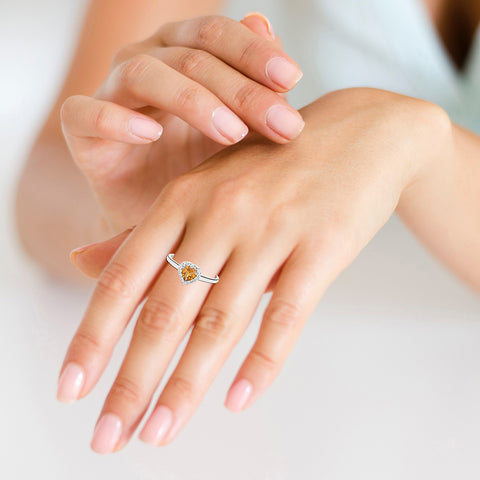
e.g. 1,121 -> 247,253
72,329 -> 103,356
176,49 -> 209,76
175,84 -> 203,112
317,217 -> 353,259
162,173 -> 199,206
267,203 -> 295,235
111,44 -> 135,68
96,261 -> 137,299
238,38 -> 264,68
138,297 -> 181,338
195,306 -> 232,341
120,53 -> 154,94
249,348 -> 278,373
265,299 -> 301,331
232,83 -> 263,111
170,375 -> 196,401
197,16 -> 228,48
92,102 -> 111,133
109,376 -> 144,407
208,178 -> 252,216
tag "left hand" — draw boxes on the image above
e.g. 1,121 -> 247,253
57,87 -> 451,453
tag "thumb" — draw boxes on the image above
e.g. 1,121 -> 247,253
70,227 -> 133,279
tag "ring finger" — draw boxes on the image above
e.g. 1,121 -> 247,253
138,234 -> 297,446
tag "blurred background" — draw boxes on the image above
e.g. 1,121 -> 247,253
1,1 -> 480,479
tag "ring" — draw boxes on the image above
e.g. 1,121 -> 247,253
166,253 -> 220,285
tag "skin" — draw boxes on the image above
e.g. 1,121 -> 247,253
62,88 -> 480,454
14,0 -> 480,455
60,15 -> 303,236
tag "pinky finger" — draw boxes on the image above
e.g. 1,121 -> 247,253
224,244 -> 344,412
61,95 -> 163,144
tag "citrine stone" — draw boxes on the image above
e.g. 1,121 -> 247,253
181,265 -> 197,282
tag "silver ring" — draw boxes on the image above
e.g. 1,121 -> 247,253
166,253 -> 220,285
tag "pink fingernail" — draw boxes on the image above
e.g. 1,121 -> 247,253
265,105 -> 305,140
212,106 -> 249,143
139,405 -> 173,446
57,362 -> 85,403
91,413 -> 123,454
129,117 -> 163,141
266,57 -> 303,90
244,12 -> 275,39
225,378 -> 253,412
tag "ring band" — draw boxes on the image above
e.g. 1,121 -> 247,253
166,253 -> 220,285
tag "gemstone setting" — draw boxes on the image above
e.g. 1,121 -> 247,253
178,261 -> 201,285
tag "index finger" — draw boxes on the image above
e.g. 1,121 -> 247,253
156,15 -> 303,92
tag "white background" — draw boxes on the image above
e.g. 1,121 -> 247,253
1,1 -> 480,479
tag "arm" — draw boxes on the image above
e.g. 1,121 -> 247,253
396,119 -> 480,293
15,0 -> 223,282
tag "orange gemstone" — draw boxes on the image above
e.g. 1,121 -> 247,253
181,265 -> 197,282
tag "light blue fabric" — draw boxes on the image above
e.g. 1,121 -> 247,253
226,0 -> 480,133
304,0 -> 480,132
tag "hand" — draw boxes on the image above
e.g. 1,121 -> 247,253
60,13 -> 304,234
57,88 -> 451,453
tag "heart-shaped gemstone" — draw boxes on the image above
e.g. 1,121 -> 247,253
178,261 -> 201,285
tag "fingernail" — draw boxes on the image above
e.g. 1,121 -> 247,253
212,106 -> 249,143
70,242 -> 98,267
139,405 -> 173,446
244,11 -> 275,39
57,362 -> 85,403
129,117 -> 163,141
225,378 -> 253,412
91,413 -> 123,454
265,105 -> 305,140
266,57 -> 303,90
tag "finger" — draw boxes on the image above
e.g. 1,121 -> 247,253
56,181 -> 190,406
154,47 -> 304,143
225,240 -> 348,412
138,235 -> 295,447
157,15 -> 303,92
90,220 -> 232,454
61,95 -> 163,144
70,228 -> 133,279
240,14 -> 287,101
98,54 -> 249,145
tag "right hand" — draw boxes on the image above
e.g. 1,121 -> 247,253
60,13 -> 304,235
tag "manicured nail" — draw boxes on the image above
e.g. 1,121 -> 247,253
266,57 -> 303,90
70,242 -> 99,267
129,117 -> 163,141
244,12 -> 275,39
91,413 -> 123,454
225,378 -> 253,412
212,106 -> 249,143
57,362 -> 85,403
265,105 -> 305,140
139,405 -> 173,446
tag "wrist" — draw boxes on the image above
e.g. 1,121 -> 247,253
397,99 -> 454,210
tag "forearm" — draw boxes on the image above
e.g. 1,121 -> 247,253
15,132 -> 105,283
15,0 -> 224,282
396,118 -> 480,293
